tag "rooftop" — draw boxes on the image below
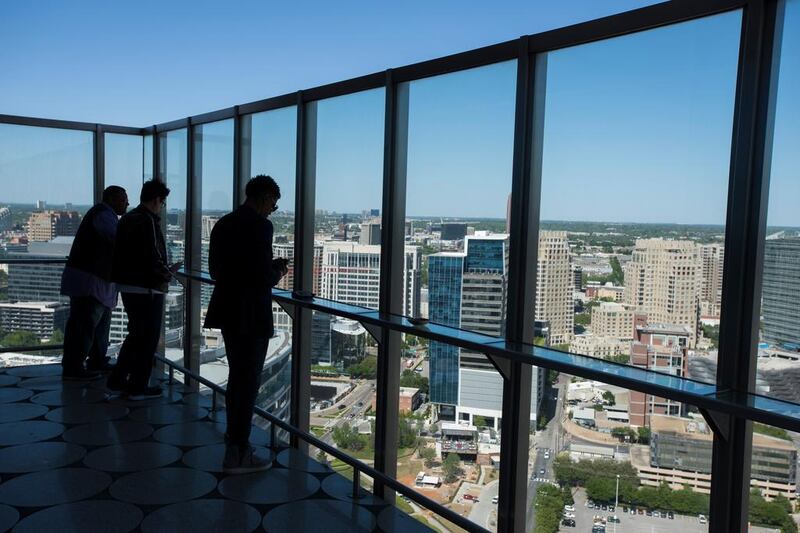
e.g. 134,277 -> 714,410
0,363 -> 431,532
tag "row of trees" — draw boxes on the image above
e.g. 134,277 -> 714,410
533,484 -> 572,533
749,490 -> 797,533
331,412 -> 420,453
610,426 -> 650,444
0,329 -> 63,348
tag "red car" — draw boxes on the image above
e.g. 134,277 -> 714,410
463,494 -> 479,502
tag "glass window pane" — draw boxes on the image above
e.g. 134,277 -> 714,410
313,89 -> 385,311
104,133 -> 143,203
143,134 -> 153,181
194,119 -> 234,386
757,0 -> 800,405
245,106 -> 297,429
534,12 -> 742,394
0,124 -> 93,360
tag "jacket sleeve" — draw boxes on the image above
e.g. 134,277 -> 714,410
257,220 -> 283,288
143,216 -> 171,283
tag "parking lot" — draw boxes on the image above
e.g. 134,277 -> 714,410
563,489 -> 709,533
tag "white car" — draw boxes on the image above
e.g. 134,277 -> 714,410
492,496 -> 498,505
544,452 -> 550,459
564,505 -> 575,512
563,512 -> 575,519
699,515 -> 708,524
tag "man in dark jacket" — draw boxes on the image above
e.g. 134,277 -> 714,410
61,185 -> 129,380
107,180 -> 177,401
205,175 -> 288,474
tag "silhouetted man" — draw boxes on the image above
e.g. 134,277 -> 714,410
108,180 -> 178,400
61,185 -> 129,380
205,175 -> 288,474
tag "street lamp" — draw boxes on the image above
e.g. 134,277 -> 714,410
614,474 -> 620,533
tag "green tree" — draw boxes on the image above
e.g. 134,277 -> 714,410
345,356 -> 377,379
397,413 -> 418,449
419,446 -> 437,468
611,427 -> 636,442
399,369 -> 429,395
473,415 -> 488,428
602,390 -> 616,405
442,453 -> 462,483
701,324 -> 720,348
574,313 -> 591,326
0,330 -> 39,348
637,426 -> 651,444
533,484 -> 566,533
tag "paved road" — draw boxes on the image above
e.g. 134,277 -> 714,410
470,479 -> 499,529
526,374 -> 568,532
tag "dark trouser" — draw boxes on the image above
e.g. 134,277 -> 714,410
109,292 -> 164,390
222,327 -> 269,447
62,296 -> 112,372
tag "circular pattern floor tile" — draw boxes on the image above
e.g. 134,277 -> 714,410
0,375 -> 20,387
153,421 -> 226,447
30,388 -> 107,406
0,442 -> 86,473
0,468 -> 111,507
12,500 -> 142,533
6,364 -> 62,378
17,375 -> 98,391
45,404 -> 129,424
84,442 -> 183,473
262,500 -> 376,533
110,467 -> 217,506
321,473 -> 384,505
218,468 -> 320,505
182,444 -> 273,473
0,403 -> 48,423
0,420 -> 64,446
113,388 -> 183,408
141,499 -> 260,533
276,448 -> 333,473
63,420 -> 153,446
182,393 -> 213,408
0,388 -> 33,404
129,404 -> 208,425
377,506 -> 435,532
0,504 -> 19,532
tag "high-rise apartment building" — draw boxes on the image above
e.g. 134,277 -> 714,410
320,242 -> 420,316
624,239 -> 701,347
535,231 -> 573,346
591,302 -> 635,340
27,211 -> 81,242
629,323 -> 691,426
699,244 -> 725,317
273,242 -> 324,294
762,237 -> 800,348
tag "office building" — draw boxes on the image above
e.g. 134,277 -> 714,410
427,253 -> 464,408
699,244 -> 725,317
273,242 -> 324,294
359,220 -> 381,246
441,223 -> 467,241
570,334 -> 628,359
7,238 -> 73,303
26,210 -> 81,242
629,323 -> 691,426
535,231 -> 573,346
624,239 -> 701,347
762,237 -> 800,348
0,301 -> 68,341
572,264 -> 583,292
638,415 -> 797,501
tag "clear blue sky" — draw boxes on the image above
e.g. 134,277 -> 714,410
1,0 -> 797,227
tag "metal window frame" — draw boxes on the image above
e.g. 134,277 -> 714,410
0,1 -> 792,530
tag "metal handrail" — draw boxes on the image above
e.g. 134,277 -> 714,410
0,344 -> 63,354
153,352 -> 487,533
0,257 -> 69,265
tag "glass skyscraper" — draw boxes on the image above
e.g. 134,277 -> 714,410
428,253 -> 464,406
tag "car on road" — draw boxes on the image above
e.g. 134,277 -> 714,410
653,510 -> 661,518
586,500 -> 594,508
622,506 -> 628,513
645,509 -> 652,516
668,511 -> 675,519
544,451 -> 550,459
601,504 -> 607,511
563,505 -> 575,513
637,508 -> 644,515
355,401 -> 364,407
607,515 -> 620,523
594,503 -> 601,510
591,526 -> 606,533
608,505 -> 614,512
561,518 -> 576,527
337,404 -> 346,409
491,496 -> 498,504
462,494 -> 478,502
699,514 -> 708,524
539,468 -> 545,476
